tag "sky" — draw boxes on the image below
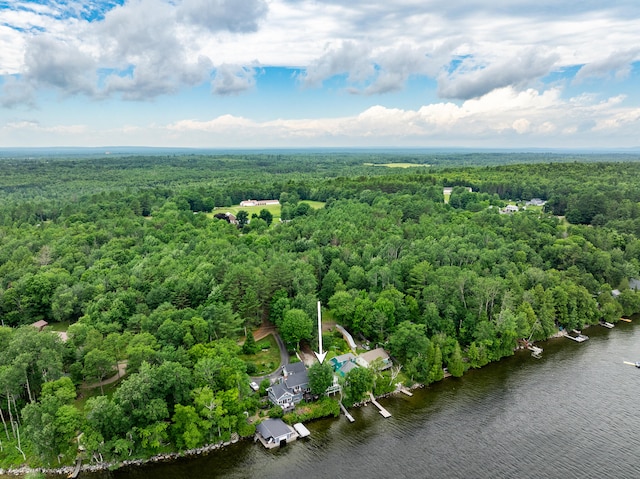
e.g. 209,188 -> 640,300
1,0 -> 640,149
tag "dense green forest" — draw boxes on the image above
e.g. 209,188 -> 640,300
2,153 -> 640,469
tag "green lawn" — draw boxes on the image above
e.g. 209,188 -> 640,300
240,333 -> 282,376
209,200 -> 324,223
45,321 -> 70,332
75,377 -> 123,409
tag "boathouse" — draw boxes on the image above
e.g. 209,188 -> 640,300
255,419 -> 296,448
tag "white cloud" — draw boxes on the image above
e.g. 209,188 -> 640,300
575,48 -> 640,82
301,41 -> 375,88
24,35 -> 97,95
1,0 -> 640,149
211,64 -> 257,95
154,86 -> 640,147
177,0 -> 268,33
437,49 -> 558,100
0,76 -> 36,108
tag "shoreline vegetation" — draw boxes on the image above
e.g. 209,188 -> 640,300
2,154 -> 640,477
0,380 -> 428,478
0,324 -> 602,478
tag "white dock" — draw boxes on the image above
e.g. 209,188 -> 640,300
369,393 -> 391,418
293,423 -> 310,438
399,386 -> 413,397
339,402 -> 355,422
528,345 -> 543,358
564,332 -> 589,342
600,321 -> 614,329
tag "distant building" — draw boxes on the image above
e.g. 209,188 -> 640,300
239,199 -> 280,207
525,198 -> 546,207
501,204 -> 519,214
213,212 -> 237,225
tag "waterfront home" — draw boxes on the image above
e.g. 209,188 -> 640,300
267,362 -> 310,409
356,348 -> 392,371
330,352 -> 357,377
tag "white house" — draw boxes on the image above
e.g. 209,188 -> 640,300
239,199 -> 280,207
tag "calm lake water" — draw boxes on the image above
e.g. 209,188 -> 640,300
67,323 -> 640,478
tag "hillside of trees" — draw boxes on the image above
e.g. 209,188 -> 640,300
2,153 -> 640,469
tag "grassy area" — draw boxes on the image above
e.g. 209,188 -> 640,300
209,200 -> 324,223
75,376 -> 123,409
301,200 -> 325,209
240,333 -> 281,375
45,321 -> 70,332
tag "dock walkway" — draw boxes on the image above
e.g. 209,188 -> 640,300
369,393 -> 391,418
339,401 -> 355,423
398,385 -> 413,397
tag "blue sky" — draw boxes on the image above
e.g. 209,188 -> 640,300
1,0 -> 640,148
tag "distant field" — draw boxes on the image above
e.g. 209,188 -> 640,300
364,162 -> 430,168
209,200 -> 324,221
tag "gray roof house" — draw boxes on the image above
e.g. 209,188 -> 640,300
267,364 -> 310,409
255,418 -> 296,448
267,382 -> 296,409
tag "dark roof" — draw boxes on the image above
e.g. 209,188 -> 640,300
284,370 -> 309,389
284,362 -> 306,375
256,419 -> 291,440
268,382 -> 292,401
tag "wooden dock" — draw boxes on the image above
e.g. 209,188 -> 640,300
620,317 -> 632,323
339,402 -> 355,422
399,386 -> 413,397
369,393 -> 391,418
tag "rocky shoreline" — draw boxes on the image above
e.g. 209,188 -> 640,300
0,436 -> 246,478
